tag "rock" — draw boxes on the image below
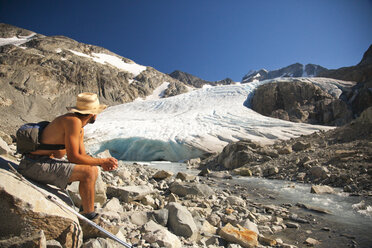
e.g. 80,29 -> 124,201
167,202 -> 198,240
130,211 -> 150,226
250,79 -> 353,125
0,131 -> 13,145
0,169 -> 82,247
198,168 -> 211,176
186,158 -> 201,168
142,220 -> 182,248
305,237 -> 320,246
292,141 -> 311,152
113,168 -> 132,181
233,167 -> 253,176
285,222 -> 300,228
46,239 -> 63,248
79,215 -> 120,240
277,145 -> 292,155
175,172 -> 196,181
107,185 -> 154,203
82,237 -> 124,248
169,182 -> 214,197
102,197 -> 123,212
239,219 -> 259,235
226,196 -> 247,207
219,223 -> 258,248
296,203 -> 331,214
208,171 -> 233,179
150,209 -> 169,226
310,185 -> 335,194
198,219 -> 217,236
0,137 -> 11,155
0,230 -> 46,248
309,166 -> 329,179
258,235 -> 277,246
153,170 -> 173,180
296,172 -> 306,181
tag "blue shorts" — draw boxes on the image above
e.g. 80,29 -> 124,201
18,155 -> 75,189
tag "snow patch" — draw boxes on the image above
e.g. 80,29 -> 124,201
0,33 -> 36,47
69,50 -> 146,76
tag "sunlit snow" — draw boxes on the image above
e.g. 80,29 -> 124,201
69,50 -> 146,76
0,33 -> 36,47
85,78 -> 337,162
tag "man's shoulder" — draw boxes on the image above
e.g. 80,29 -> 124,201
55,114 -> 82,127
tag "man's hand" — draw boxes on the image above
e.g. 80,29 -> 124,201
101,157 -> 118,171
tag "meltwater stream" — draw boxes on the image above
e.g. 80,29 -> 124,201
144,161 -> 372,243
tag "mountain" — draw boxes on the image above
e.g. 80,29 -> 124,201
242,63 -> 328,83
319,44 -> 372,116
0,23 -> 188,134
169,70 -> 235,88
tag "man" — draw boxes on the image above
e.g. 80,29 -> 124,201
18,92 -> 118,220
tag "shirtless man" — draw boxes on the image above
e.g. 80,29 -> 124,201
18,92 -> 118,219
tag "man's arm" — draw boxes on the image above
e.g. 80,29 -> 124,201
64,117 -> 117,170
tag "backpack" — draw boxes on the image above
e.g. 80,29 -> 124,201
16,121 -> 65,154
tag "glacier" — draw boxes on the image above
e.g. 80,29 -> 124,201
83,78 -> 348,162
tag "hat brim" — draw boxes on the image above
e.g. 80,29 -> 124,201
66,104 -> 107,115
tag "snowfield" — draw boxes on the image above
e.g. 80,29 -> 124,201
84,78 -> 341,162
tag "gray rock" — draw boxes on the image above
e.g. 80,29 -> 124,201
130,211 -> 150,226
0,169 -> 82,247
102,197 -> 123,212
153,170 -> 173,180
150,209 -> 169,226
309,166 -> 329,179
142,220 -> 182,248
239,219 -> 259,234
169,182 -> 214,197
167,202 -> 198,240
226,196 -> 246,207
0,137 -> 11,155
0,230 -> 46,248
292,141 -> 311,152
310,185 -> 335,194
107,185 -> 154,203
175,172 -> 196,181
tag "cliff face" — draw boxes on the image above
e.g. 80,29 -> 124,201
318,44 -> 372,116
0,23 -> 186,134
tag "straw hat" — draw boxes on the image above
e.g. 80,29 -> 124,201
67,92 -> 107,114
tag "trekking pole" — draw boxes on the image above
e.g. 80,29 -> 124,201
7,163 -> 133,248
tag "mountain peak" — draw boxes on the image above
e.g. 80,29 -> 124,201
242,63 -> 328,83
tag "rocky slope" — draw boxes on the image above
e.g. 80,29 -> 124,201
249,45 -> 372,125
0,23 -> 188,134
200,107 -> 372,196
242,63 -> 327,83
319,44 -> 372,116
169,70 -> 235,88
250,78 -> 355,125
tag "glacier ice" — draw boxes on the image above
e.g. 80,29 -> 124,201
84,78 -> 339,162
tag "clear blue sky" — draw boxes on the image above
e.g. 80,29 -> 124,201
1,0 -> 371,82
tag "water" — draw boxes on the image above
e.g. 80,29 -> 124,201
145,161 -> 372,228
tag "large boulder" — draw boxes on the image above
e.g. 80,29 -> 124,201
0,169 -> 83,247
142,220 -> 181,248
169,181 -> 214,197
167,202 -> 198,240
251,79 -> 353,125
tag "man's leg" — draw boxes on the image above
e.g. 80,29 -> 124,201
68,165 -> 98,214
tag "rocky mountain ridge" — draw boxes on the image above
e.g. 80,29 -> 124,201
169,70 -> 235,88
242,63 -> 328,83
0,23 -> 188,134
